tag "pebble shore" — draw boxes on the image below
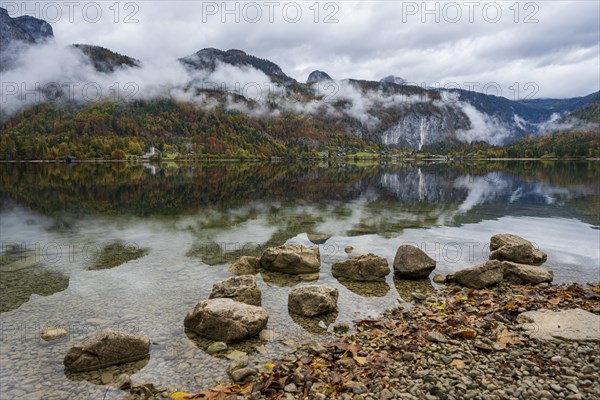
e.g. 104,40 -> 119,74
161,282 -> 600,400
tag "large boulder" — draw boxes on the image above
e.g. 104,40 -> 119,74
489,234 -> 547,265
288,285 -> 338,317
260,244 -> 320,274
454,260 -> 505,289
209,275 -> 262,306
502,262 -> 553,285
454,260 -> 553,289
184,298 -> 268,343
64,329 -> 150,372
393,245 -> 436,279
332,253 -> 390,282
517,309 -> 600,342
228,256 -> 260,275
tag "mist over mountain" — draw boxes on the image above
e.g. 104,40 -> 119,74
307,71 -> 332,84
0,9 -> 598,154
0,7 -> 53,69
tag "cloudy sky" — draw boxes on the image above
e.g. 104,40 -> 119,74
4,0 -> 599,98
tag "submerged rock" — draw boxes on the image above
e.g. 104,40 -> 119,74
260,244 -> 320,274
332,253 -> 390,282
63,329 -> 150,372
209,275 -> 262,306
393,245 -> 436,279
184,298 -> 268,343
288,285 -> 338,317
206,341 -> 228,355
41,327 -> 68,341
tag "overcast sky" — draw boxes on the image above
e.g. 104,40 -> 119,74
3,0 -> 599,98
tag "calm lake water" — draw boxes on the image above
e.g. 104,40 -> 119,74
0,161 -> 599,399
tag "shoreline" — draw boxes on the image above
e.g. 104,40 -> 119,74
135,282 -> 600,400
0,157 -> 598,164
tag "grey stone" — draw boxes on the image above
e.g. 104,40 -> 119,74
332,253 -> 390,282
111,373 -> 131,390
288,285 -> 338,317
63,329 -> 150,372
426,331 -> 448,343
502,262 -> 553,285
333,322 -> 350,334
206,341 -> 228,355
260,244 -> 320,274
454,260 -> 505,289
305,341 -> 327,355
230,367 -> 257,382
517,308 -> 600,342
226,355 -> 249,374
209,275 -> 262,306
393,245 -> 436,279
454,260 -> 552,289
41,327 -> 68,341
228,256 -> 260,275
184,298 -> 268,343
489,234 -> 547,265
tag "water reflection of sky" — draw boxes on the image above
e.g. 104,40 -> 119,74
0,162 -> 599,398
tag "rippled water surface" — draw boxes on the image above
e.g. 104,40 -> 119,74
0,161 -> 599,399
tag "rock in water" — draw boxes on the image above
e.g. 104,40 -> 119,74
393,245 -> 436,279
63,329 -> 150,372
288,285 -> 338,317
260,244 -> 320,274
489,233 -> 547,265
517,309 -> 600,342
502,261 -> 553,285
332,253 -> 390,281
206,341 -> 228,355
209,275 -> 262,306
184,298 -> 268,343
41,327 -> 68,341
454,260 -> 505,289
228,256 -> 260,275
454,260 -> 553,289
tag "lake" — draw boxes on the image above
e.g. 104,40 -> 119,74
0,161 -> 599,399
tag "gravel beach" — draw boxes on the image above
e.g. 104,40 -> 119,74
145,282 -> 600,400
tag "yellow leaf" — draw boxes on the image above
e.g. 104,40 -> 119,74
169,393 -> 194,400
450,359 -> 465,368
264,361 -> 275,371
354,356 -> 367,365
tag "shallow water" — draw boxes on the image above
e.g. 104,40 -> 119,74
0,161 -> 598,399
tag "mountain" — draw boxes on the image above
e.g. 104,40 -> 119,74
0,7 -> 53,46
565,97 -> 600,124
0,10 -> 598,156
307,70 -> 332,83
380,75 -> 406,85
0,7 -> 53,69
71,44 -> 141,73
439,89 -> 600,144
179,48 -> 297,84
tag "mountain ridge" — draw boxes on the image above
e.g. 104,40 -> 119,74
0,11 -> 598,154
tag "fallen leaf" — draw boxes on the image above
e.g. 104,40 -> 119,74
450,359 -> 465,368
353,356 -> 367,365
451,329 -> 476,340
497,329 -> 520,345
347,342 -> 362,358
